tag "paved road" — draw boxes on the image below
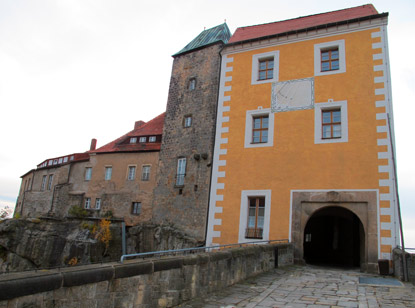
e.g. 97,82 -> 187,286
176,265 -> 415,308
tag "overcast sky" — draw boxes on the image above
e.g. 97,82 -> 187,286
1,0 -> 414,245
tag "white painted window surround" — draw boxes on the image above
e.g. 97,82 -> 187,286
251,51 -> 279,85
314,40 -> 346,76
314,100 -> 348,144
238,190 -> 271,243
244,108 -> 274,148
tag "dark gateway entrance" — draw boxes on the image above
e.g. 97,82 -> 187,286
303,206 -> 364,267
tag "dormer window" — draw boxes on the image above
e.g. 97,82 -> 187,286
139,137 -> 146,143
149,136 -> 156,142
130,137 -> 137,144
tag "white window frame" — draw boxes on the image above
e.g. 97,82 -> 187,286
41,175 -> 47,191
105,166 -> 112,180
85,167 -> 92,181
128,165 -> 136,181
184,116 -> 192,128
314,40 -> 346,76
132,202 -> 141,215
139,137 -> 146,143
314,100 -> 348,144
251,50 -> 279,85
189,78 -> 196,90
244,108 -> 274,148
130,137 -> 137,144
47,175 -> 53,190
141,165 -> 151,181
95,198 -> 101,210
176,158 -> 186,186
84,197 -> 91,209
149,136 -> 156,143
238,190 -> 271,243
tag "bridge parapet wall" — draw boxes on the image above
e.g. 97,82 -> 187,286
0,243 -> 293,307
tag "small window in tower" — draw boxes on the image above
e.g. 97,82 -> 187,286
184,115 -> 192,128
189,78 -> 196,91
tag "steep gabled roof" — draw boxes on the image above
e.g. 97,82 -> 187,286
92,112 -> 165,154
174,23 -> 231,56
228,4 -> 380,44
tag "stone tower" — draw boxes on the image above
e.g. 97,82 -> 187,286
153,24 -> 231,242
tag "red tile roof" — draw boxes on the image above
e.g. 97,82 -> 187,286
228,4 -> 380,44
92,112 -> 165,154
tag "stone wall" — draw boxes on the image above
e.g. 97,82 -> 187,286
393,248 -> 415,283
153,42 -> 224,242
0,243 -> 293,307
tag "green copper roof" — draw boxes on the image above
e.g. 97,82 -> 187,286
174,23 -> 231,56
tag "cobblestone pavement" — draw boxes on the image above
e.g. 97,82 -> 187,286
176,265 -> 415,308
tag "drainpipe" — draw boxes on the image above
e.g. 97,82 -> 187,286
387,114 -> 407,281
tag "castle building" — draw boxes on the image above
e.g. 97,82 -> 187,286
152,24 -> 231,242
206,4 -> 398,271
15,113 -> 164,226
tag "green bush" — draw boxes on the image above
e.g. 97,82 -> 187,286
69,206 -> 88,218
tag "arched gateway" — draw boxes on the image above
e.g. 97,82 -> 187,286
290,190 -> 379,273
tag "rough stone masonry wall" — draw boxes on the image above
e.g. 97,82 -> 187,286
153,43 -> 223,242
0,243 -> 293,308
393,248 -> 415,283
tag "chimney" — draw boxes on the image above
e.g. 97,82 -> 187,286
134,121 -> 145,130
90,138 -> 97,151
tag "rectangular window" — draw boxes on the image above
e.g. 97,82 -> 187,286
258,58 -> 274,80
27,178 -> 31,191
85,167 -> 92,181
184,116 -> 192,128
58,158 -> 63,164
128,166 -> 136,180
84,197 -> 91,209
176,158 -> 186,186
189,78 -> 196,90
130,137 -> 137,144
139,137 -> 146,143
47,175 -> 53,190
321,48 -> 339,72
95,198 -> 101,210
314,40 -> 345,76
314,100 -> 348,144
245,197 -> 265,239
105,167 -> 112,180
132,202 -> 141,215
149,136 -> 156,142
252,115 -> 269,143
41,175 -> 47,191
322,109 -> 341,139
251,51 -> 279,85
141,165 -> 150,181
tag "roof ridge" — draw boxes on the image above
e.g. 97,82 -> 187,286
235,4 -> 377,31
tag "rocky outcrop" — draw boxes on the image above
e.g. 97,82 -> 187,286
0,218 -> 122,273
0,219 -> 202,273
